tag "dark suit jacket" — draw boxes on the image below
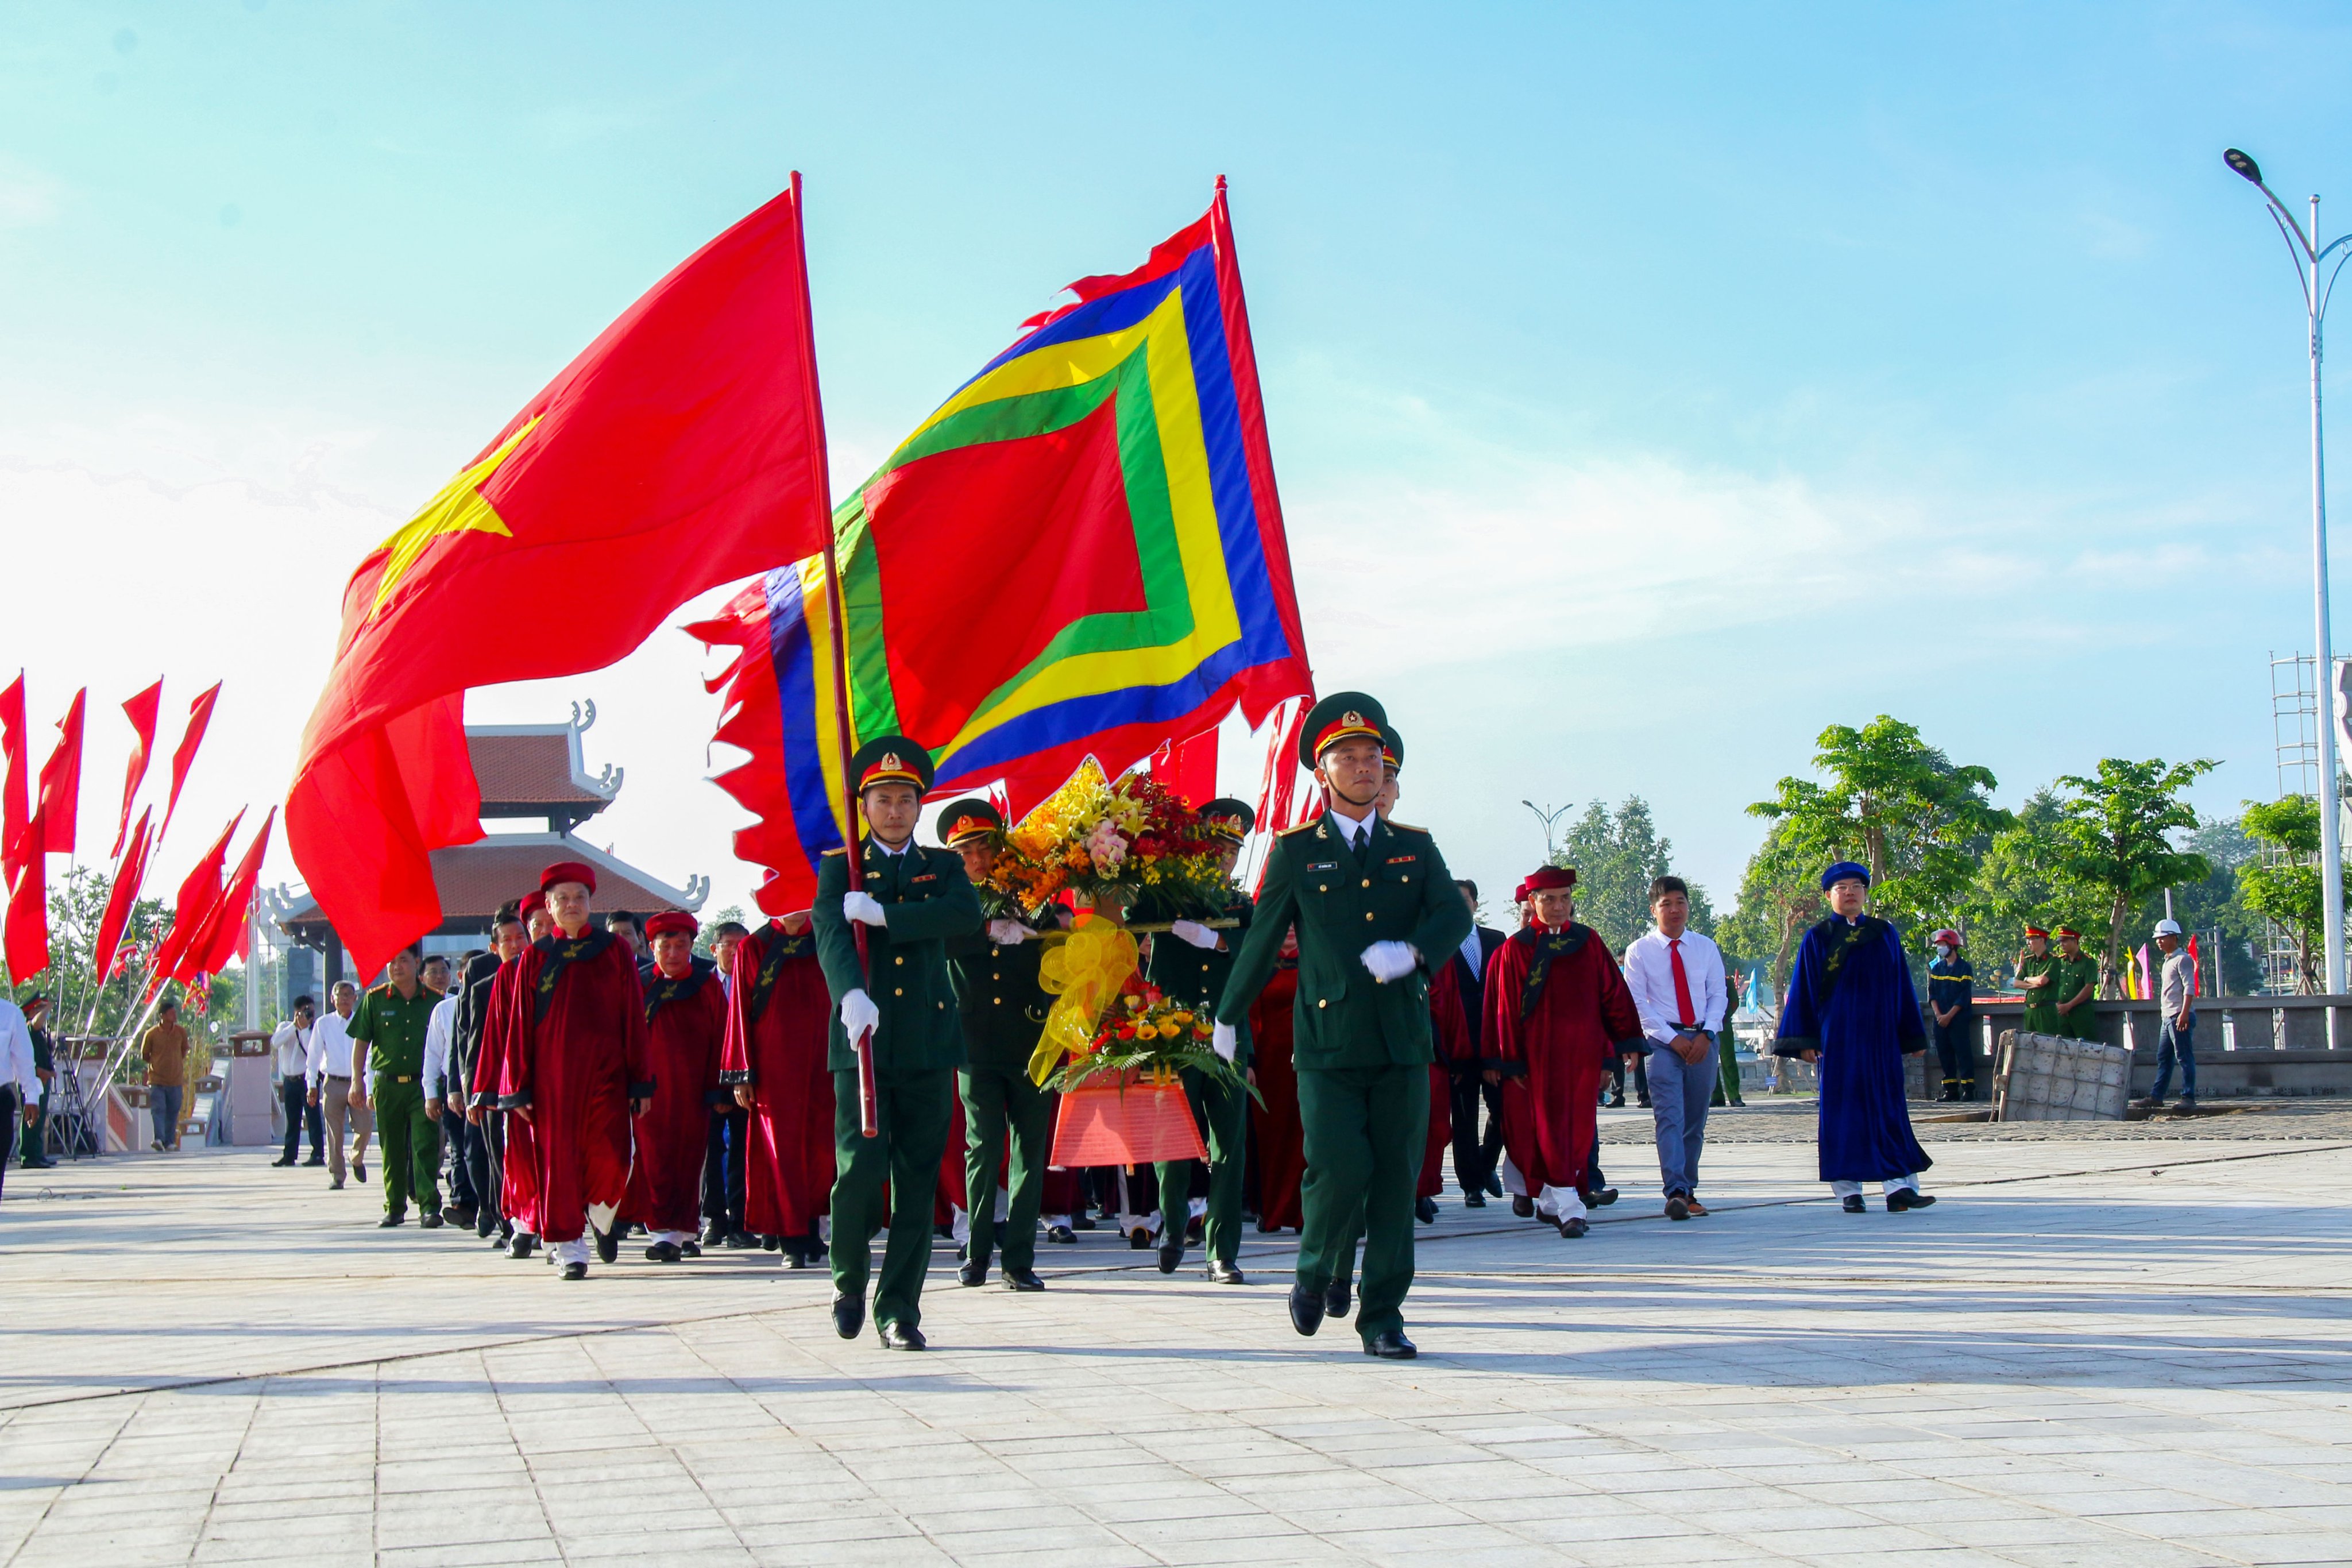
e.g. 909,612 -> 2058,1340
1447,926 -> 1508,1057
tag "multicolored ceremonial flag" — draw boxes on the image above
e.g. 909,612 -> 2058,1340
697,182 -> 1313,912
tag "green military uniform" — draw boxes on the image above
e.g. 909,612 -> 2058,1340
349,977 -> 442,1221
813,737 -> 982,1341
2017,937 -> 2061,1035
1218,694 -> 1472,1354
1143,852 -> 1256,1277
2048,940 -> 2102,1041
937,797 -> 1057,1286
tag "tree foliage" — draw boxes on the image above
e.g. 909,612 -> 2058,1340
2053,758 -> 2216,995
1548,796 -> 1712,957
2239,795 -> 2343,995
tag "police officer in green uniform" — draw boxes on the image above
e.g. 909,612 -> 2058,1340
1142,798 -> 1257,1284
814,737 -> 983,1350
2017,928 -> 2061,1035
2049,926 -> 2102,1041
939,797 -> 1059,1295
347,945 -> 445,1229
1216,694 -> 1472,1361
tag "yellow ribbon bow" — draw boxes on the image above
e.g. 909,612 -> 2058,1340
1028,912 -> 1140,1086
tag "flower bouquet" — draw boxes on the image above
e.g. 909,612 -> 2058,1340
988,758 -> 1235,920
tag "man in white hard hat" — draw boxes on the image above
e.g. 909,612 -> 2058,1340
2134,920 -> 2197,1114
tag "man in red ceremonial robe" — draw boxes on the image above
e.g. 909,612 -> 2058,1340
721,912 -> 835,1269
1484,866 -> 1644,1238
625,911 -> 726,1263
1249,928 -> 1306,1233
482,861 -> 651,1280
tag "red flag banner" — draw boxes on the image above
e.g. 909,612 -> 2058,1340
2,807 -> 44,979
148,811 -> 241,994
159,681 -> 219,846
93,807 -> 153,988
22,689 -> 85,864
186,808 -> 275,980
114,679 -> 162,858
0,673 -> 24,891
288,183 -> 832,980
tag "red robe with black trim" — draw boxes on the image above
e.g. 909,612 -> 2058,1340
721,920 -> 835,1238
472,956 -> 540,1237
1485,920 -> 1643,1198
622,956 -> 726,1235
1248,964 -> 1306,1230
482,929 -> 651,1245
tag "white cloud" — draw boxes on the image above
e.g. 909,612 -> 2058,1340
0,153 -> 62,229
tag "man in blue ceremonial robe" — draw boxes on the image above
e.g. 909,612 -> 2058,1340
1772,861 -> 1937,1215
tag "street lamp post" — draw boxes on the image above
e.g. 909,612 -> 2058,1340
2227,147 -> 2352,994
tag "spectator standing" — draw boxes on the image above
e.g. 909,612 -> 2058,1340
2137,919 -> 2198,1114
309,981 -> 369,1188
270,998 -> 323,1167
1926,929 -> 1976,1102
141,999 -> 192,1152
20,994 -> 56,1168
1621,877 -> 1727,1220
0,995 -> 39,1198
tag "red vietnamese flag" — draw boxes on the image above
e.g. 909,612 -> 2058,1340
22,689 -> 84,863
148,812 -> 241,994
288,182 -> 834,980
0,673 -> 24,891
2,809 -> 43,979
94,807 -> 153,988
185,808 -> 275,980
114,679 -> 163,858
159,682 -> 219,847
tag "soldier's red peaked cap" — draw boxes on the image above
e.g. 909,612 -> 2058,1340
540,860 -> 597,894
1524,866 -> 1576,893
852,735 -> 935,795
2023,926 -> 2049,939
2055,926 -> 2081,939
936,797 -> 1003,848
1299,692 -> 1388,768
645,912 -> 698,940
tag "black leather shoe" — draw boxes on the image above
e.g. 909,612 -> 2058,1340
420,1212 -> 445,1230
679,1239 -> 701,1258
1665,1194 -> 1690,1221
782,1244 -> 814,1269
1324,1278 -> 1351,1319
1589,1187 -> 1619,1207
509,1233 -> 536,1258
1842,1194 -> 1867,1214
701,1222 -> 727,1246
959,1255 -> 989,1287
724,1230 -> 758,1249
1511,1195 -> 1535,1218
1072,1212 -> 1096,1230
354,1160 -> 367,1182
378,1212 -> 404,1228
1887,1189 -> 1937,1212
831,1293 -> 864,1339
556,1261 -> 585,1280
1363,1330 -> 1417,1360
762,1234 -> 781,1251
1002,1267 -> 1046,1292
444,1204 -> 476,1230
1415,1196 -> 1438,1224
878,1320 -> 926,1350
1462,1190 -> 1486,1208
1485,1173 -> 1504,1198
1128,1227 -> 1153,1250
593,1225 -> 619,1265
1157,1235 -> 1183,1274
1045,1225 -> 1075,1243
1288,1283 -> 1325,1337
270,1156 -> 295,1168
1207,1259 -> 1244,1285
303,1157 -> 327,1167
1559,1216 -> 1589,1238
646,1241 -> 682,1263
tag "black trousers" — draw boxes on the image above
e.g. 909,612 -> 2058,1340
0,1087 -> 16,1200
1934,1018 -> 1976,1092
1446,1067 -> 1503,1194
702,1104 -> 747,1233
441,1105 -> 478,1206
481,1109 -> 507,1236
280,1076 -> 323,1162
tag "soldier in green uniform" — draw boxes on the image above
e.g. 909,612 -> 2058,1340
1216,693 -> 1472,1361
939,797 -> 1060,1295
2049,926 -> 2102,1041
2016,927 -> 2060,1035
1143,798 -> 1257,1284
813,736 -> 983,1350
347,945 -> 446,1229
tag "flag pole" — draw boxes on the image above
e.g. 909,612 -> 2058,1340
787,171 -> 878,1140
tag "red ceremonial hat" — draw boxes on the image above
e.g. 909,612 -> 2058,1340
540,860 -> 598,894
2023,926 -> 2049,939
645,911 -> 697,940
519,891 -> 547,918
1512,878 -> 1531,904
1524,865 -> 1576,893
2055,926 -> 2081,940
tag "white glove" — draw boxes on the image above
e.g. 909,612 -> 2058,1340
841,891 -> 887,927
1211,1021 -> 1238,1063
1168,918 -> 1220,950
986,917 -> 1032,945
839,988 -> 880,1040
1360,940 -> 1420,983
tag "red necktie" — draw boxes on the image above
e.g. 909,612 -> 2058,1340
1670,937 -> 1696,1028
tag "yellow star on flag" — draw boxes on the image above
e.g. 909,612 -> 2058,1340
368,415 -> 542,620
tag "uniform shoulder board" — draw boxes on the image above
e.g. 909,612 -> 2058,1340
1275,820 -> 1320,838
821,846 -> 848,856
1385,820 -> 1431,835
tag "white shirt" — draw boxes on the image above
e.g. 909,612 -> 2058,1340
270,1019 -> 312,1080
422,993 -> 459,1101
0,999 -> 37,1102
1623,927 -> 1727,1044
311,1010 -> 357,1084
1324,807 -> 1375,854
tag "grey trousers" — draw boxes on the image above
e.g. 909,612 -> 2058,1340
319,1077 -> 374,1183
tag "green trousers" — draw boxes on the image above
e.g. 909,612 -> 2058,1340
1153,1068 -> 1248,1266
960,1062 -> 1053,1273
829,1065 -> 955,1331
1296,1063 -> 1427,1343
372,1077 -> 441,1218
2021,1002 -> 2060,1035
1717,1029 -> 1744,1105
2052,1008 -> 2100,1041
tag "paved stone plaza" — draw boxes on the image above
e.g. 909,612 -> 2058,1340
3,1106 -> 2350,1567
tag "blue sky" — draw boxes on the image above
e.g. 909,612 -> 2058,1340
5,2 -> 2351,926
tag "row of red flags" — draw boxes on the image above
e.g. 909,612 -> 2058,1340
2,673 -> 273,999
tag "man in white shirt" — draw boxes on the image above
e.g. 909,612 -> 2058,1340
307,981 -> 372,1189
270,997 -> 323,1168
422,986 -> 460,1125
0,997 -> 40,1204
1620,875 -> 1727,1220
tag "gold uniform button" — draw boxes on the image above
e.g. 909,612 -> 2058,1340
1362,878 -> 1372,888
894,956 -> 904,966
1365,912 -> 1376,921
894,987 -> 903,997
992,998 -> 1003,1006
1317,999 -> 1327,1009
1318,884 -> 1328,893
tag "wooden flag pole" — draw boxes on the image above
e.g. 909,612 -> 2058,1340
786,171 -> 878,1139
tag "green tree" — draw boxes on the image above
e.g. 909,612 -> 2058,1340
2239,795 -> 2344,995
1551,796 -> 1712,956
2137,814 -> 2263,995
695,903 -> 748,959
2052,758 -> 2217,995
1718,818 -> 1820,994
1749,716 -> 2009,937
1949,787 -> 2106,986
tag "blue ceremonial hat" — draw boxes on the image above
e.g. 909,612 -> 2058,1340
1820,860 -> 1870,890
